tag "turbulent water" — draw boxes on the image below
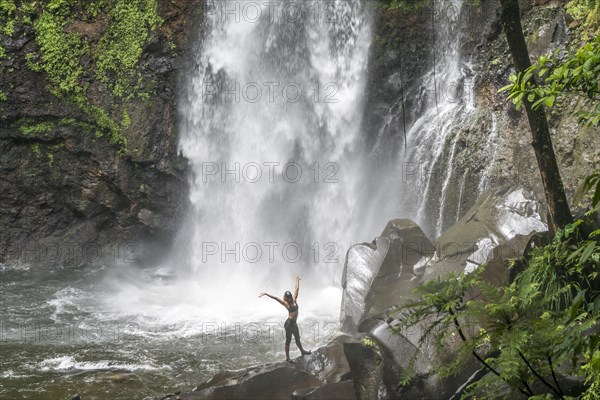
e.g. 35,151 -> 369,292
0,263 -> 334,399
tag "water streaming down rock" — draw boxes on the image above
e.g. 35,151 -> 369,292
478,112 -> 500,194
364,0 -> 499,239
176,0 -> 373,316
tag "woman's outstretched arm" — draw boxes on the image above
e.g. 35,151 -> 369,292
294,275 -> 300,301
258,292 -> 287,307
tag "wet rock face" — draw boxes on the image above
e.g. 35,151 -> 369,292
340,238 -> 390,333
0,0 -> 200,266
467,1 -> 598,202
343,342 -> 384,400
166,336 -> 360,400
341,219 -> 434,332
340,187 -> 546,399
363,4 -> 435,150
364,0 -> 598,235
190,367 -> 323,400
425,187 -> 547,281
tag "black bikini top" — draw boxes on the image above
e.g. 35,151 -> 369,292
287,302 -> 298,313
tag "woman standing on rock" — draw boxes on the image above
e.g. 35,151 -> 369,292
259,274 -> 311,362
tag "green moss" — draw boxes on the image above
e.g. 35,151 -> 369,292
33,11 -> 89,98
0,0 -> 16,35
85,0 -> 111,18
120,109 -> 131,129
0,90 -> 6,101
57,117 -> 97,133
19,1 -> 36,16
532,28 -> 540,44
382,0 -> 429,11
567,0 -> 600,35
2,0 -> 163,153
30,143 -> 41,158
84,104 -> 123,146
0,0 -> 16,15
361,337 -> 376,347
95,0 -> 161,98
58,117 -> 77,126
19,121 -> 55,135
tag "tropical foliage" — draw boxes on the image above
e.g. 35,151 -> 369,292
500,35 -> 600,127
393,220 -> 600,398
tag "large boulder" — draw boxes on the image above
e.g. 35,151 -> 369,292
291,381 -> 356,400
424,187 -> 547,282
182,367 -> 322,400
341,219 -> 435,332
343,342 -> 384,400
340,187 -> 547,399
166,336 -> 358,400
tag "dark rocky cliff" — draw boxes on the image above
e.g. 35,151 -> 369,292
364,0 -> 599,231
0,0 -> 202,266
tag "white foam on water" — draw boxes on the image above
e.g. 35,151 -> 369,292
47,287 -> 87,322
0,263 -> 31,272
37,355 -> 170,372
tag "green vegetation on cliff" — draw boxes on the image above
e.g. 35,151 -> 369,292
96,0 -> 162,99
567,0 -> 600,34
501,35 -> 600,126
31,11 -> 89,97
0,0 -> 163,149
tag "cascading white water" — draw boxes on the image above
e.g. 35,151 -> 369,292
110,0 -> 503,325
104,0 -> 506,330
365,0 -> 497,239
175,0 -> 373,319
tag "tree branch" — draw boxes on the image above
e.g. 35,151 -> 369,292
518,351 -> 564,399
548,355 -> 565,397
448,308 -> 533,397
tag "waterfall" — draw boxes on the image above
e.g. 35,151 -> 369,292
176,0 -> 373,318
364,0 -> 498,239
101,0 -> 508,331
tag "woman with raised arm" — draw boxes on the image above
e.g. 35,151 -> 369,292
259,274 -> 311,362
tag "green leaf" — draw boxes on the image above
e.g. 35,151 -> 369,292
580,241 -> 597,264
544,95 -> 555,107
593,178 -> 600,208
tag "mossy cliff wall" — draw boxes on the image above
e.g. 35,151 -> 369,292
0,0 -> 202,266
